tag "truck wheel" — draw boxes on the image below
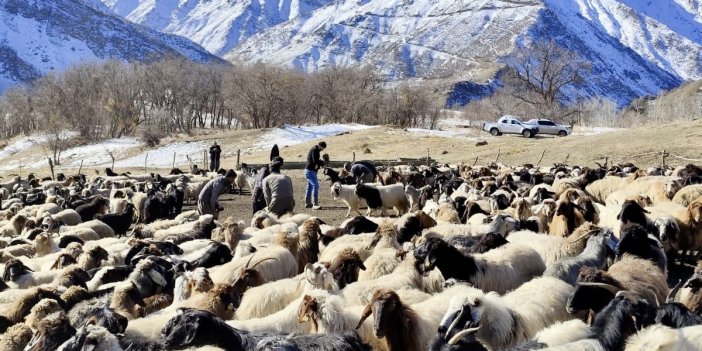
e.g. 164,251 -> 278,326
558,130 -> 567,137
490,128 -> 500,136
522,130 -> 532,138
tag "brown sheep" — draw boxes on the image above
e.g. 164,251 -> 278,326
326,248 -> 366,289
549,201 -> 586,237
0,323 -> 32,351
355,289 -> 425,351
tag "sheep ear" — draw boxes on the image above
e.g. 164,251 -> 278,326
355,302 -> 373,330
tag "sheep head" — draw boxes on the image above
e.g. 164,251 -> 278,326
355,289 -> 411,339
665,179 -> 683,199
567,267 -> 625,314
231,255 -> 275,294
54,266 -> 91,289
162,308 -> 238,349
3,258 -> 33,281
327,250 -> 364,290
304,262 -> 339,291
203,284 -> 240,319
687,198 -> 702,224
616,200 -> 650,227
444,296 -> 486,345
413,236 -> 450,275
297,295 -> 320,332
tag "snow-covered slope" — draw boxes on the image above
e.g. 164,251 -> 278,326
0,0 -> 221,92
92,0 -> 701,105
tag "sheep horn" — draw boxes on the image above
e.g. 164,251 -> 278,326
249,257 -> 280,270
666,279 -> 683,303
447,326 -> 480,345
444,306 -> 466,340
615,290 -> 641,304
577,282 -> 621,295
244,254 -> 256,269
354,302 -> 373,330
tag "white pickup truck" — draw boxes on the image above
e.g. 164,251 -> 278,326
483,115 -> 539,138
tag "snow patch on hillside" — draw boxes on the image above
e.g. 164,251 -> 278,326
247,124 -> 376,153
114,141 -> 210,168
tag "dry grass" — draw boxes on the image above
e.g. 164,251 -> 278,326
2,119 -> 702,178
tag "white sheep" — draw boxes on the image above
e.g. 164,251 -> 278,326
445,276 -> 575,350
673,184 -> 702,207
209,246 -> 298,285
331,183 -> 366,218
624,324 -> 702,351
50,209 -> 82,226
506,224 -> 598,267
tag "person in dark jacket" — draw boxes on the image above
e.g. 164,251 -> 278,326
304,141 -> 327,209
251,165 -> 271,214
198,169 -> 236,219
347,162 -> 376,184
209,141 -> 222,172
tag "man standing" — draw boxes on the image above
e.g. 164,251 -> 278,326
263,157 -> 295,216
304,141 -> 326,209
209,141 -> 222,172
198,169 -> 236,219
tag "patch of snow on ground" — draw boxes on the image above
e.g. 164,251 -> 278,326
0,131 -> 80,161
54,138 -> 141,168
572,127 -> 625,136
114,141 -> 210,168
247,124 -> 376,153
407,116 -> 480,139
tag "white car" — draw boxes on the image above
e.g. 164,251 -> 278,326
482,115 -> 539,138
525,119 -> 571,136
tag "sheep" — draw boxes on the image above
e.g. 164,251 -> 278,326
339,216 -> 379,235
49,209 -> 83,226
624,324 -> 702,351
75,197 -> 110,222
96,203 -> 135,236
654,196 -> 702,256
414,238 -> 545,294
681,271 -> 702,314
616,223 -> 668,274
395,210 -> 437,244
71,220 -> 115,239
354,285 -> 478,351
506,223 -> 601,267
497,319 -> 591,351
548,200 -> 586,237
24,298 -> 64,331
427,214 -> 519,239
209,246 -> 298,285
35,203 -> 61,220
355,183 -> 409,216
443,277 -> 575,350
160,308 -> 370,351
328,248 -> 367,288
566,255 -> 669,315
2,259 -> 80,289
530,292 -> 657,351
57,227 -> 100,243
23,311 -> 76,351
585,172 -> 644,204
405,184 -> 432,211
0,213 -> 28,237
331,182 -> 366,217
607,176 -> 682,206
57,324 -> 123,351
320,221 -> 400,262
544,228 -> 615,284
435,203 -> 461,224
0,323 -> 32,351
673,184 -> 702,207
110,282 -> 146,320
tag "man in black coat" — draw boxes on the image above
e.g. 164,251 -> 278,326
209,141 -> 222,172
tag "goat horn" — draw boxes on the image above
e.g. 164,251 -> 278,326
244,254 -> 256,269
577,282 -> 621,295
249,257 -> 280,270
667,280 -> 683,303
354,302 -> 373,330
615,290 -> 641,304
447,326 -> 480,345
444,306 -> 466,340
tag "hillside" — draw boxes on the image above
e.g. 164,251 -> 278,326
2,118 -> 701,177
91,0 -> 702,105
0,0 -> 221,92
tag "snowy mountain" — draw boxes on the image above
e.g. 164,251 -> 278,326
91,0 -> 702,106
0,0 -> 221,92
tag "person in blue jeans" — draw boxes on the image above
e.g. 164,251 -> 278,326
304,141 -> 327,209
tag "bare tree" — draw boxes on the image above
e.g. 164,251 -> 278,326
504,40 -> 591,120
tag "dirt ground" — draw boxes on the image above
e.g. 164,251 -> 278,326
213,170 -> 359,226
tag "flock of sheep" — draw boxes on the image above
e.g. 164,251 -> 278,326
1,160 -> 702,351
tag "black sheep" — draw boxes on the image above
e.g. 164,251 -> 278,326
58,235 -> 84,248
143,191 -> 167,224
160,308 -> 371,351
342,216 -> 379,235
75,197 -> 110,222
655,302 -> 702,328
354,184 -> 382,211
413,237 -> 478,281
446,232 -> 508,254
97,203 -> 136,236
190,242 -> 233,268
617,200 -> 650,227
615,223 -> 667,273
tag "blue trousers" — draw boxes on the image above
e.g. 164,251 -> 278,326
304,169 -> 319,205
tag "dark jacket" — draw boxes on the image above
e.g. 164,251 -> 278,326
305,145 -> 325,172
209,145 -> 222,158
352,161 -> 378,177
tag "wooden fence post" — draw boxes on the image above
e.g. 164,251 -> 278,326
78,160 -> 83,176
48,158 -> 55,180
236,149 -> 241,170
172,152 -> 176,169
494,149 -> 501,164
144,153 -> 148,175
536,149 -> 547,167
